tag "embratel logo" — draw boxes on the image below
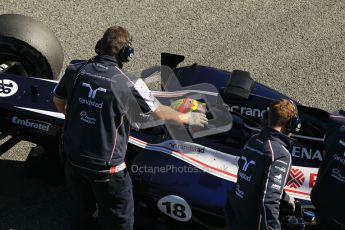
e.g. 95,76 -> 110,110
11,116 -> 51,132
286,168 -> 305,189
169,143 -> 205,153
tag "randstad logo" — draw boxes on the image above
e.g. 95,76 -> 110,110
238,156 -> 256,182
229,105 -> 268,118
78,83 -> 106,109
240,156 -> 255,172
82,83 -> 106,99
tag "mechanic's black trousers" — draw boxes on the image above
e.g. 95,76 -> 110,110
316,210 -> 345,230
64,160 -> 134,230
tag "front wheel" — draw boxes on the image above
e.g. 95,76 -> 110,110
0,14 -> 64,80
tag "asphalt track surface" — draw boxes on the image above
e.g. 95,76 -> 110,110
0,0 -> 345,229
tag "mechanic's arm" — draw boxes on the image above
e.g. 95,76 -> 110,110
53,96 -> 67,114
260,154 -> 292,230
153,104 -> 208,126
130,78 -> 208,127
52,65 -> 74,115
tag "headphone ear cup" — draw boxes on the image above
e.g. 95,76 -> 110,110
119,46 -> 134,62
286,115 -> 302,133
285,99 -> 302,133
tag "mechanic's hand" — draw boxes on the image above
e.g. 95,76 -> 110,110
288,196 -> 295,212
186,112 -> 208,127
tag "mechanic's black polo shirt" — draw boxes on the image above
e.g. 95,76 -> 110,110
228,127 -> 292,230
54,55 -> 160,169
311,113 -> 345,224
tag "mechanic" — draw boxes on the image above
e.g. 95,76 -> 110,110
225,99 -> 300,230
311,111 -> 345,230
52,26 -> 208,230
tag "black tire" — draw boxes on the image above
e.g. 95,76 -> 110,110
0,14 -> 64,80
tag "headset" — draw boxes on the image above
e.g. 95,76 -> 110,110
118,41 -> 134,62
95,36 -> 134,63
261,99 -> 302,133
285,100 -> 302,133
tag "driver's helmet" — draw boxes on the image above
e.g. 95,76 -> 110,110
170,98 -> 206,114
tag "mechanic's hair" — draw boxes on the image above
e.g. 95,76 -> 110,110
98,26 -> 131,57
268,99 -> 297,127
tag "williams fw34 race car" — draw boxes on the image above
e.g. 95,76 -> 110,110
0,14 -> 334,230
